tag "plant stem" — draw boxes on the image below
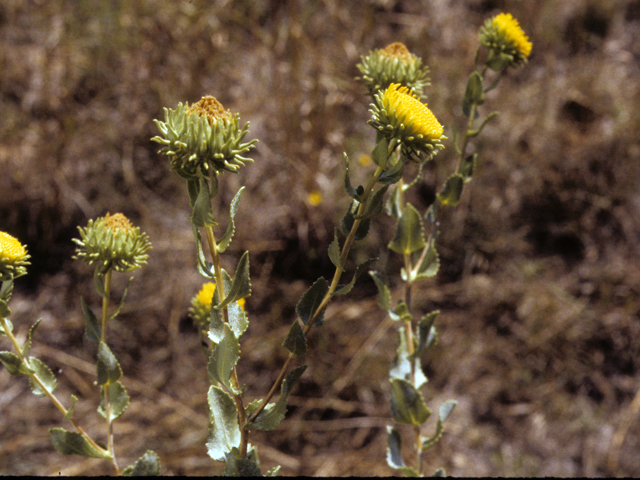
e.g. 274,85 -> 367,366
204,224 -> 247,458
100,270 -> 111,344
248,163 -> 386,423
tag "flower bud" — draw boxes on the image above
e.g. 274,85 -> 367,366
479,13 -> 532,70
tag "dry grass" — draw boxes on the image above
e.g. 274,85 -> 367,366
2,0 -> 640,476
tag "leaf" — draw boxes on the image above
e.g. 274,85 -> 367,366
192,224 -> 215,279
22,318 -> 42,357
354,185 -> 389,221
437,174 -> 464,207
388,203 -> 426,255
333,257 -> 377,296
96,342 -> 122,386
28,356 -> 57,397
386,426 -> 420,477
282,320 -> 307,357
63,395 -> 78,422
0,317 -> 13,337
191,177 -> 215,227
98,380 -> 130,421
296,277 -> 329,327
378,157 -> 405,185
343,153 -> 360,200
224,452 -> 262,476
49,428 -> 110,458
439,400 -> 457,423
121,450 -> 161,476
460,153 -> 477,182
0,351 -> 33,376
328,229 -> 343,270
217,187 -> 245,253
247,365 -> 307,431
207,324 -> 241,394
216,251 -> 251,311
422,400 -> 457,451
389,378 -> 431,426
390,327 -> 427,389
81,296 -> 101,343
414,311 -> 439,357
107,276 -> 135,322
371,135 -> 390,168
385,184 -> 402,221
341,200 -> 371,241
265,466 -> 282,476
414,237 -> 439,281
206,385 -> 241,462
462,70 -> 484,117
93,267 -> 107,299
369,271 -> 391,312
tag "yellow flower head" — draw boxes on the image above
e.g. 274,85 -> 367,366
189,282 -> 245,332
479,12 -> 532,69
152,96 -> 257,180
73,213 -> 152,274
356,42 -> 430,99
369,83 -> 446,162
0,231 -> 30,281
197,282 -> 216,308
307,191 -> 323,207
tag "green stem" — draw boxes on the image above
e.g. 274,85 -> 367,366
248,163 -> 386,423
100,270 -> 111,344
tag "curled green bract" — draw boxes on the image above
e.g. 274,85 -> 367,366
73,213 -> 152,274
152,96 -> 257,179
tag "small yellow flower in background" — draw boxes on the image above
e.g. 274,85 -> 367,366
152,95 -> 257,180
190,282 -> 245,331
73,213 -> 152,274
358,154 -> 372,166
479,12 -> 532,69
307,191 -> 323,207
0,231 -> 30,282
197,282 -> 217,308
369,83 -> 446,162
356,42 -> 430,98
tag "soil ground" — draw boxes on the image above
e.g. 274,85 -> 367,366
1,0 -> 640,476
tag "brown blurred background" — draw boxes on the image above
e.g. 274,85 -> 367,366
1,0 -> 640,476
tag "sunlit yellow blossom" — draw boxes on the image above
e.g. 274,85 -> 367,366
369,83 -> 446,162
0,231 -> 30,281
479,12 -> 532,69
197,282 -> 216,308
307,191 -> 323,207
190,282 -> 245,332
358,154 -> 372,166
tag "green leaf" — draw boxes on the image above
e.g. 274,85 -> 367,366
460,153 -> 477,182
390,327 -> 427,389
282,320 -> 307,357
49,428 -> 110,458
208,302 -> 225,344
462,70 -> 484,117
207,324 -> 241,394
328,229 -> 343,270
0,317 -> 13,337
191,177 -> 215,227
439,400 -> 457,424
414,236 -> 440,281
63,395 -> 78,422
186,178 -> 200,210
433,468 -> 447,477
121,450 -> 161,476
81,296 -> 100,342
93,267 -> 107,299
333,257 -> 377,296
28,356 -> 57,397
296,277 -> 329,327
217,187 -> 245,253
343,153 -> 360,200
389,378 -> 431,426
98,380 -> 130,421
96,342 -> 122,386
227,295 -> 249,341
385,184 -> 402,221
224,451 -> 262,476
386,426 -> 420,476
371,135 -> 390,168
369,271 -> 391,312
388,203 -> 426,255
216,251 -> 251,311
425,199 -> 439,225
247,365 -> 307,431
0,281 -> 13,305
22,318 -> 42,357
192,224 -> 215,279
354,185 -> 389,221
422,401 -> 457,451
378,157 -> 405,185
107,276 -> 135,322
414,311 -> 439,357
206,385 -> 241,462
341,200 -> 371,241
437,174 -> 464,207
0,351 -> 33,376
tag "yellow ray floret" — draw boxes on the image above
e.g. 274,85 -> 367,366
0,232 -> 27,263
492,13 -> 532,59
384,84 -> 443,140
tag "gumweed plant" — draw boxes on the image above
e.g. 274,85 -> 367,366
0,11 -> 530,477
358,13 -> 532,476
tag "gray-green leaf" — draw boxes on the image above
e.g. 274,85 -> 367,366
0,351 -> 33,376
282,320 -> 307,357
96,342 -> 122,386
98,380 -> 130,421
388,203 -> 426,255
81,296 -> 101,342
386,426 -> 420,476
437,174 -> 464,207
216,251 -> 251,311
49,428 -> 110,458
206,385 -> 241,462
389,378 -> 431,426
207,324 -> 241,394
296,277 -> 329,327
217,187 -> 245,253
369,271 -> 391,312
28,356 -> 57,397
121,450 -> 161,476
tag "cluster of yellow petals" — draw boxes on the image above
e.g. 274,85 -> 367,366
492,13 -> 532,59
384,84 -> 443,140
196,282 -> 245,311
104,212 -> 134,234
0,231 -> 27,263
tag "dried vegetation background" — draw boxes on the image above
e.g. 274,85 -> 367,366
1,0 -> 640,476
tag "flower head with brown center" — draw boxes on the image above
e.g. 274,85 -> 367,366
479,12 -> 532,69
0,231 -> 30,282
357,42 -> 430,99
152,96 -> 257,180
73,213 -> 152,274
370,83 -> 446,163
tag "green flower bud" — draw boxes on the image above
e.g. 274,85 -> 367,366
479,13 -> 532,70
152,96 -> 257,180
356,42 -> 430,98
73,213 -> 152,274
0,231 -> 30,282
369,83 -> 446,163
